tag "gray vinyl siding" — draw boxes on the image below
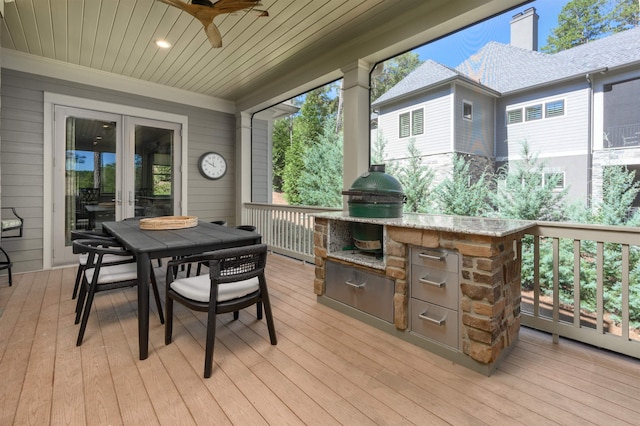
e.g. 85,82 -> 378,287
496,81 -> 590,159
1,68 -> 236,273
251,118 -> 269,203
453,84 -> 495,158
377,85 -> 452,160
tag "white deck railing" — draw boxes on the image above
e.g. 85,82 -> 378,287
523,221 -> 640,358
242,204 -> 640,358
243,203 -> 340,262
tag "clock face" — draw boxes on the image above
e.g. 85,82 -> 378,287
198,152 -> 227,180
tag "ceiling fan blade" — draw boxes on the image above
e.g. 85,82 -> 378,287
204,21 -> 223,48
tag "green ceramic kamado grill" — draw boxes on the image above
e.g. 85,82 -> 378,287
342,164 -> 404,252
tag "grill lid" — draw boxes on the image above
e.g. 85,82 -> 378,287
342,164 -> 404,202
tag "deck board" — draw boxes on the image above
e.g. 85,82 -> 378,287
1,253 -> 639,425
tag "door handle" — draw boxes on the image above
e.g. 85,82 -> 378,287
115,190 -> 122,205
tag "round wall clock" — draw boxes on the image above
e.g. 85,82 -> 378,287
198,152 -> 227,180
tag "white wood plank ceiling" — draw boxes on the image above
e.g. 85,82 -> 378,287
1,0 -> 524,109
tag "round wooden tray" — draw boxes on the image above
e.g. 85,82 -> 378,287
139,216 -> 198,230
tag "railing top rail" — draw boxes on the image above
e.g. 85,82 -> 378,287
530,220 -> 640,245
244,203 -> 342,213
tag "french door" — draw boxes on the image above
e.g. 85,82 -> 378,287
52,106 -> 182,265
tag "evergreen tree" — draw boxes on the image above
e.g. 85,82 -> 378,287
282,136 -> 305,205
297,118 -> 343,207
542,0 -> 610,53
395,139 -> 434,213
272,117 -> 293,192
370,52 -> 422,102
436,154 -> 492,217
370,130 -> 388,165
491,142 -> 567,221
592,165 -> 640,226
610,0 -> 640,32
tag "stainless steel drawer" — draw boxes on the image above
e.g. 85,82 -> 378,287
411,248 -> 458,273
325,260 -> 394,323
411,264 -> 458,310
410,298 -> 459,349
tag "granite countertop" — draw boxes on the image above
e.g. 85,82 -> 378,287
313,211 -> 535,237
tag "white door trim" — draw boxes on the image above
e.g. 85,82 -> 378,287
43,92 -> 188,269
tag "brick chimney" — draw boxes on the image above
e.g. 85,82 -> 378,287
510,7 -> 538,51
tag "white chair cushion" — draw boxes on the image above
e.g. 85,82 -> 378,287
79,253 -> 133,266
170,274 -> 259,303
85,263 -> 138,284
1,219 -> 22,230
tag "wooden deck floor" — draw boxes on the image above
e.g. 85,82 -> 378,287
1,253 -> 640,425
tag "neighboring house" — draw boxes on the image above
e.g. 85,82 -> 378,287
372,7 -> 640,207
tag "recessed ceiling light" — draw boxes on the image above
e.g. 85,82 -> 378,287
155,39 -> 171,49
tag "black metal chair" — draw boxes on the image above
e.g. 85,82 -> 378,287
70,229 -> 126,299
186,220 -> 228,277
73,238 -> 165,346
0,207 -> 24,286
235,225 -> 256,232
164,244 -> 276,378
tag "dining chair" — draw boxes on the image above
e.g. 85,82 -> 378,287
72,238 -> 165,346
70,229 -> 123,299
235,224 -> 256,232
164,244 -> 276,378
0,207 -> 24,286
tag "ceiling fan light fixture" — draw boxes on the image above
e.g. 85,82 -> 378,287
155,39 -> 172,49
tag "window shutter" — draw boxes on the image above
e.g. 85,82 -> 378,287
525,105 -> 542,121
546,100 -> 565,118
412,109 -> 424,135
507,109 -> 522,124
399,112 -> 410,138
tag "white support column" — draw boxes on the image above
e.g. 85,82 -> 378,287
236,111 -> 252,225
341,59 -> 371,209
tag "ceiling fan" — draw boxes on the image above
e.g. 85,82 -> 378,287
157,0 -> 268,48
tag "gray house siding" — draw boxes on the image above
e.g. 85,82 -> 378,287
378,85 -> 453,160
496,81 -> 590,159
453,83 -> 495,158
1,69 -> 236,273
251,118 -> 269,203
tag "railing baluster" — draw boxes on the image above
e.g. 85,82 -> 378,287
553,237 -> 560,343
573,239 -> 581,328
596,241 -> 604,334
622,244 -> 630,341
534,236 -> 540,317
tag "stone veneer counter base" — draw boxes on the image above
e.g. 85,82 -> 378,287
313,211 -> 535,376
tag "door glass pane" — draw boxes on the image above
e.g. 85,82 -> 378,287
65,118 -> 117,245
134,125 -> 174,217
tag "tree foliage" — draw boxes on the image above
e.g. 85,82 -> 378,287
370,52 -> 422,102
542,0 -> 610,53
491,142 -> 567,221
436,154 -> 492,217
395,139 -> 434,213
610,0 -> 640,32
272,117 -> 292,192
297,118 -> 344,207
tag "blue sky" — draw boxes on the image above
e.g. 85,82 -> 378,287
415,0 -> 571,67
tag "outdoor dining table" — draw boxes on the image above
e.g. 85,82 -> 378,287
102,219 -> 262,360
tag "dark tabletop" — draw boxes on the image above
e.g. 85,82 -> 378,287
102,220 -> 262,258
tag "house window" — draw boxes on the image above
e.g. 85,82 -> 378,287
399,108 -> 423,138
544,172 -> 565,190
545,100 -> 565,118
463,101 -> 472,121
399,112 -> 410,138
412,108 -> 424,135
507,109 -> 523,124
525,104 -> 543,121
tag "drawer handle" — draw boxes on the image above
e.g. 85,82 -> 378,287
418,310 -> 446,326
345,279 -> 366,289
419,277 -> 445,288
418,252 -> 445,262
